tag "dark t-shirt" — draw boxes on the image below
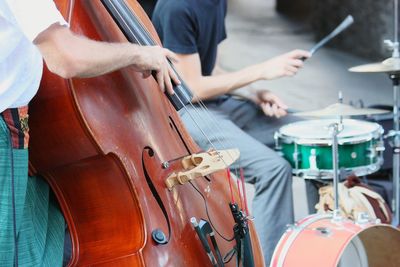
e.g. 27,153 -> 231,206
152,0 -> 227,76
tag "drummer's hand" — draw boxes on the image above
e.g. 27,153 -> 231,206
259,49 -> 311,80
256,90 -> 288,118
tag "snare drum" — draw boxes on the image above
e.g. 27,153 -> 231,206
270,214 -> 400,267
275,119 -> 384,179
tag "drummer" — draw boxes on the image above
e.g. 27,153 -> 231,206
151,0 -> 314,264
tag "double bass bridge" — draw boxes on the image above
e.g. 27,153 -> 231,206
165,149 -> 240,190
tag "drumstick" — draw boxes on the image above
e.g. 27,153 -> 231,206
286,108 -> 300,114
303,15 -> 354,60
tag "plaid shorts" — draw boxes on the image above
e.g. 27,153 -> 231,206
1,106 -> 29,149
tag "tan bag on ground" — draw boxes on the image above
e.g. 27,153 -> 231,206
315,175 -> 392,224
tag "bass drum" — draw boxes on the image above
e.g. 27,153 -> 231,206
270,214 -> 400,267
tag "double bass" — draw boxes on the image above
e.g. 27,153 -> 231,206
28,0 -> 264,266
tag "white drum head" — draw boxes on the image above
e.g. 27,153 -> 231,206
278,119 -> 382,144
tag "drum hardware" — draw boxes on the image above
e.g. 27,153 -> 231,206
308,149 -> 318,170
315,227 -> 332,237
355,212 -> 376,225
366,141 -> 385,161
349,67 -> 400,227
348,0 -> 400,226
330,123 -> 342,221
338,91 -> 344,125
275,119 -> 384,179
293,145 -> 300,170
386,73 -> 400,226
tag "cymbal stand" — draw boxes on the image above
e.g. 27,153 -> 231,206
388,73 -> 400,226
329,123 -> 342,221
338,91 -> 343,125
385,0 -> 400,226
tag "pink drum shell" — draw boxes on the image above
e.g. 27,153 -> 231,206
271,214 -> 400,267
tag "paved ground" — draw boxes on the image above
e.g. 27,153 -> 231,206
221,0 -> 394,220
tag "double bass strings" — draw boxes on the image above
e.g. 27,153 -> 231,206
118,0 -> 250,215
104,0 -> 244,175
101,0 -> 249,239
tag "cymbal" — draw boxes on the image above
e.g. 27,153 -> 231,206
349,57 -> 400,73
294,103 -> 389,117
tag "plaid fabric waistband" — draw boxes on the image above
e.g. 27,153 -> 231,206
1,106 -> 29,149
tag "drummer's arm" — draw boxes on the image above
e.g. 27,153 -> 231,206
210,56 -> 257,102
173,49 -> 310,101
212,53 -> 289,118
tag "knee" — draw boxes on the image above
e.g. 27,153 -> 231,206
253,156 -> 293,186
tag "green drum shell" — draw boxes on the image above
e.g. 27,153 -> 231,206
275,120 -> 384,179
281,140 -> 378,169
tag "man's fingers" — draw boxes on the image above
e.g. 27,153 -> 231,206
291,59 -> 304,68
164,48 -> 179,63
168,64 -> 181,86
164,67 -> 175,95
270,104 -> 288,118
261,103 -> 273,117
142,70 -> 151,78
271,104 -> 279,117
279,108 -> 288,117
285,65 -> 298,75
290,49 -> 311,59
156,70 -> 165,93
270,95 -> 288,109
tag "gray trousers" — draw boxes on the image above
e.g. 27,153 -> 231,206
179,97 -> 298,265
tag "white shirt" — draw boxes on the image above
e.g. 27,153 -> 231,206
0,0 -> 67,113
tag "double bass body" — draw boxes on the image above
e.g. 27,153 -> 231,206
28,0 -> 264,266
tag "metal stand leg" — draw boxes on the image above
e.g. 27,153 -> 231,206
330,123 -> 343,221
390,74 -> 400,226
393,150 -> 400,226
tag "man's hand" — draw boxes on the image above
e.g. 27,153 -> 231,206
259,49 -> 311,80
34,25 -> 180,95
255,90 -> 288,118
135,46 -> 181,95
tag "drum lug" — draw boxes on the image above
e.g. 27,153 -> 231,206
375,141 -> 385,152
292,152 -> 301,165
309,149 -> 318,170
366,148 -> 375,159
356,212 -> 381,225
367,141 -> 385,159
274,133 -> 281,150
315,227 -> 332,237
355,212 -> 373,225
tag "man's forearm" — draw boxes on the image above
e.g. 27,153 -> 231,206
35,24 -> 156,78
189,63 -> 263,100
62,38 -> 146,78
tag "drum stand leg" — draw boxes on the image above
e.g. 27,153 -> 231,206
330,123 -> 343,221
389,74 -> 400,226
392,147 -> 400,226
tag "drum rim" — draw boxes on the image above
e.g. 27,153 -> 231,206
271,213 -> 398,267
275,128 -> 383,145
271,214 -> 332,267
275,120 -> 383,145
